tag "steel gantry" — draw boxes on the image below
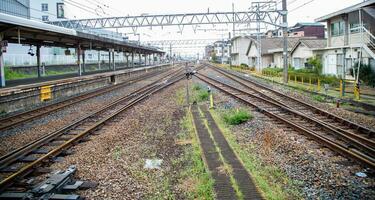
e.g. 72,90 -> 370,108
49,1 -> 289,83
142,39 -> 219,46
49,10 -> 283,30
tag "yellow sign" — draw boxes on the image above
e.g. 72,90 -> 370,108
40,85 -> 52,101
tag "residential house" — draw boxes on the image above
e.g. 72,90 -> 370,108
315,0 -> 375,76
246,37 -> 301,70
204,45 -> 214,60
230,36 -> 252,66
265,22 -> 325,38
290,39 -> 327,69
288,22 -> 325,39
213,40 -> 230,64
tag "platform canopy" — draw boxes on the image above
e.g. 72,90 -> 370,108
0,13 -> 163,54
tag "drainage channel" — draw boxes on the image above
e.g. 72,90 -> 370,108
191,105 -> 263,200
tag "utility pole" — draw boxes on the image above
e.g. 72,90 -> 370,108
282,0 -> 288,83
232,3 -> 235,37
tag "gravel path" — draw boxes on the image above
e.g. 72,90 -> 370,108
0,69 -> 173,156
48,81 -> 187,199
194,68 -> 375,199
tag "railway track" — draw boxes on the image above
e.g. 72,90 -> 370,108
195,71 -> 375,169
207,64 -> 375,139
0,67 -> 172,132
0,67 -> 185,191
191,105 -> 262,200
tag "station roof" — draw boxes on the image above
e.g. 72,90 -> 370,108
0,13 -> 163,54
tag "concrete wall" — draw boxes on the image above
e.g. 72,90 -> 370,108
231,37 -> 251,66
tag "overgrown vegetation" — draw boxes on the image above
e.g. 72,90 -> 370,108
192,84 -> 210,102
222,108 -> 252,125
262,63 -> 340,87
5,67 -> 36,80
177,111 -> 215,199
210,110 -> 302,200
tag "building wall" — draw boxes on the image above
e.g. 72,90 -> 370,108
291,44 -> 314,69
30,0 -> 65,21
0,0 -> 30,18
303,26 -> 325,38
231,37 -> 251,66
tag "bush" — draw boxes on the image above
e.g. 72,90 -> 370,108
350,63 -> 375,87
223,108 -> 252,125
262,67 -> 283,77
307,56 -> 323,76
197,90 -> 209,102
240,63 -> 249,68
193,84 -> 202,91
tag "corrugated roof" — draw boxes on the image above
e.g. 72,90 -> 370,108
315,0 -> 375,22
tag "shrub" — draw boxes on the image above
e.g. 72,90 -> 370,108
223,108 -> 252,125
307,56 -> 323,76
240,63 -> 249,68
350,63 -> 375,87
196,90 -> 209,102
193,84 -> 202,91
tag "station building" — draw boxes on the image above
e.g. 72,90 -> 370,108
1,0 -> 149,69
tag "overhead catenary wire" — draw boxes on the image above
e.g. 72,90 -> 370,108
289,0 -> 316,13
64,0 -> 103,17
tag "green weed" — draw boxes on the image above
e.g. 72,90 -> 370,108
222,108 -> 252,125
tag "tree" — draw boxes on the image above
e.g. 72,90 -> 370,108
308,56 -> 323,77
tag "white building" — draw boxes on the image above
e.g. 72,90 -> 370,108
213,40 -> 230,64
290,39 -> 326,69
315,1 -> 375,76
230,36 -> 252,66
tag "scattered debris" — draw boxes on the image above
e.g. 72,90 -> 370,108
355,172 -> 367,178
144,159 -> 163,169
0,165 -> 95,200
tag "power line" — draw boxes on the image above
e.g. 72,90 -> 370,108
64,0 -> 103,17
289,0 -> 315,13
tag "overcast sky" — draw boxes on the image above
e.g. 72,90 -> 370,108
64,0 -> 363,56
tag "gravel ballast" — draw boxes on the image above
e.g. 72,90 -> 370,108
195,67 -> 374,199
0,69 -> 173,156
48,81 -> 188,199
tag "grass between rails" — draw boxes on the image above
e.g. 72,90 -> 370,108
176,110 -> 215,199
198,106 -> 244,199
175,87 -> 215,199
209,108 -> 302,200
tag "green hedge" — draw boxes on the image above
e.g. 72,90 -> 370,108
261,67 -> 340,87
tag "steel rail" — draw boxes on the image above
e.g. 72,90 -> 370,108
207,65 -> 375,150
207,64 -> 375,138
0,67 -> 184,168
0,67 -> 170,131
195,73 -> 375,169
0,69 -> 185,190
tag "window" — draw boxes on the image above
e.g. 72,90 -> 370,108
41,3 -> 48,11
42,15 -> 49,21
57,3 -> 65,18
330,21 -> 345,36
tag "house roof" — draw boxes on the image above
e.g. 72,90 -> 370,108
293,22 -> 324,27
290,39 -> 327,54
315,0 -> 375,22
246,37 -> 301,55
